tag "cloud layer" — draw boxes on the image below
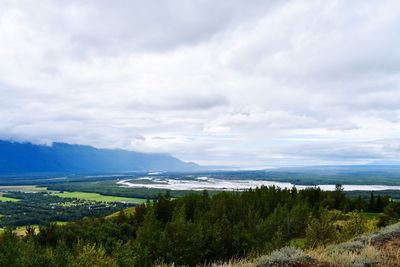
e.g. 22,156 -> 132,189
1,0 -> 400,167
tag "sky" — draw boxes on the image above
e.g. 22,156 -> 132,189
1,0 -> 400,168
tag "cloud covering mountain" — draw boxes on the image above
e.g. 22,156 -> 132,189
0,140 -> 200,173
0,1 -> 400,167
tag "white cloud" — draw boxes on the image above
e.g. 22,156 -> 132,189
0,0 -> 400,167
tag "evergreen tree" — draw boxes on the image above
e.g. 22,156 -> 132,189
333,184 -> 345,209
376,195 -> 383,212
368,192 -> 375,212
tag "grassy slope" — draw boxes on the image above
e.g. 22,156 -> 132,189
105,207 -> 137,219
210,222 -> 400,267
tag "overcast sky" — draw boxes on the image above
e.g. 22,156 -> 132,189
1,0 -> 400,167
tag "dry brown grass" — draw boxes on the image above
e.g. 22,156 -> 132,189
375,238 -> 400,266
308,241 -> 381,267
156,258 -> 258,267
209,258 -> 257,267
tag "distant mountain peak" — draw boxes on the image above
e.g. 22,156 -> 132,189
0,140 -> 201,174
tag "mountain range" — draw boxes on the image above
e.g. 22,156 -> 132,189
0,140 -> 200,173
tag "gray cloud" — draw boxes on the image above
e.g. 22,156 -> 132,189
5,0 -> 277,55
0,0 -> 400,167
126,93 -> 228,111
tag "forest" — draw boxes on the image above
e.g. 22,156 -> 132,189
0,185 -> 399,266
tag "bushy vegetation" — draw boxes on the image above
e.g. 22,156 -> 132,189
256,247 -> 314,267
0,185 -> 397,266
213,222 -> 400,267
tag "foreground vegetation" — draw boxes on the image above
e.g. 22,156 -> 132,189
213,222 -> 400,266
0,185 -> 399,266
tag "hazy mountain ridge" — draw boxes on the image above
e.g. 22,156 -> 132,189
0,140 -> 201,173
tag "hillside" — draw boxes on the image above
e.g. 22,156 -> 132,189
2,185 -> 400,266
213,222 -> 400,267
0,140 -> 201,173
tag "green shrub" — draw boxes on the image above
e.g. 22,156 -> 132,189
305,210 -> 338,248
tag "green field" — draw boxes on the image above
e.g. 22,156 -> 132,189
0,196 -> 20,202
0,192 -> 20,203
52,191 -> 147,204
0,185 -> 47,192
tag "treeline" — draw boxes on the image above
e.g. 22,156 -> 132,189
0,185 -> 399,267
